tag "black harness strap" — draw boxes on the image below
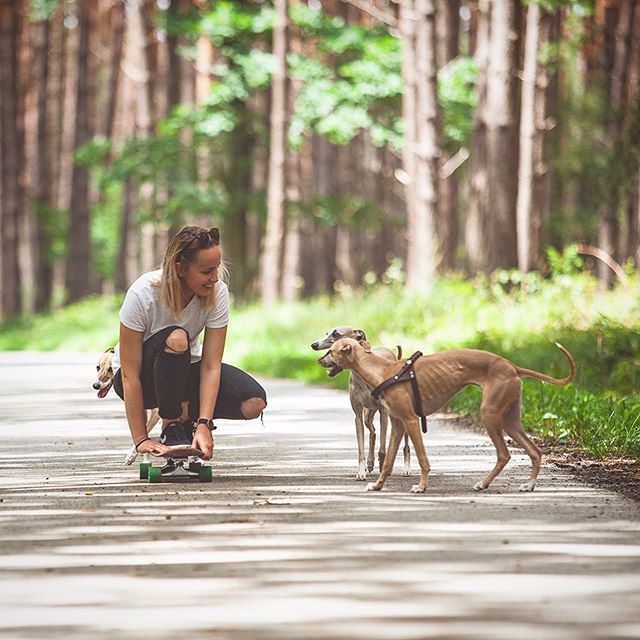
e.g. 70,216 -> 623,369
371,351 -> 428,433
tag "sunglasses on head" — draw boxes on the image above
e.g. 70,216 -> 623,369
181,227 -> 220,254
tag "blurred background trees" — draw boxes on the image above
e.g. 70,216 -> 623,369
0,0 -> 639,318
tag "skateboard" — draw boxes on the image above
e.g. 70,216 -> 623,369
139,445 -> 212,483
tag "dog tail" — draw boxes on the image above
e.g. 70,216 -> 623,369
396,345 -> 403,360
515,343 -> 576,385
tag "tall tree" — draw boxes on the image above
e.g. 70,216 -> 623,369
466,0 -> 490,273
598,0 -> 637,285
467,0 -> 520,273
436,0 -> 460,272
485,0 -> 520,271
401,0 -> 440,292
0,0 -> 24,317
28,11 -> 53,311
516,1 -> 557,272
65,0 -> 97,303
261,0 -> 288,304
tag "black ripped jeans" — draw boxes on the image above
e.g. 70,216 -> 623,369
113,325 -> 266,420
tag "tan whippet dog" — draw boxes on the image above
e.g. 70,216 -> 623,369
93,348 -> 160,465
328,338 -> 576,494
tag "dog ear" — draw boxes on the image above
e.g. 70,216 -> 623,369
354,329 -> 367,342
361,340 -> 372,352
340,342 -> 353,355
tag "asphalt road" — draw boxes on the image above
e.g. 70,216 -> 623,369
1,352 -> 639,640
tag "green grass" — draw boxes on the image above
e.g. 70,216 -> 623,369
2,268 -> 639,460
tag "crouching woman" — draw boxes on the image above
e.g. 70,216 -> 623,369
112,225 -> 267,459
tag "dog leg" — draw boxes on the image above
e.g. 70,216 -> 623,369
123,408 -> 161,466
401,418 -> 430,493
402,433 -> 411,476
354,410 -> 368,480
473,403 -> 512,491
367,418 -> 405,491
363,408 -> 377,473
378,408 -> 388,471
503,399 -> 542,492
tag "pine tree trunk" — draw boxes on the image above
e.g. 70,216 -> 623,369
65,0 -> 96,303
466,0 -> 490,274
484,0 -> 519,271
436,0 -> 460,272
401,0 -> 440,291
517,2 -> 556,272
261,0 -> 288,304
225,102 -> 254,296
0,1 -> 24,317
598,0 -> 637,285
29,18 -> 53,311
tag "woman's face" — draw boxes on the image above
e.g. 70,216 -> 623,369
178,245 -> 222,299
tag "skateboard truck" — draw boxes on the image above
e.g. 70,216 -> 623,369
138,446 -> 212,483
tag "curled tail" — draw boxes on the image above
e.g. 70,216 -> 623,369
515,343 -> 576,385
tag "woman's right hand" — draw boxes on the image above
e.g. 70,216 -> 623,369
136,438 -> 170,457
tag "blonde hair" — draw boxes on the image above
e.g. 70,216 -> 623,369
160,225 -> 227,319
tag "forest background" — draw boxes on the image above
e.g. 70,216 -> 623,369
1,0 -> 639,462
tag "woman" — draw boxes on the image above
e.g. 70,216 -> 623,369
112,225 -> 267,460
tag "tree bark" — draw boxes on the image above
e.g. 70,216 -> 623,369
598,0 -> 637,286
28,17 -> 53,311
65,0 -> 96,303
516,2 -> 555,272
0,1 -> 24,317
401,0 -> 440,292
436,0 -> 460,272
484,0 -> 519,271
466,0 -> 489,274
261,0 -> 288,304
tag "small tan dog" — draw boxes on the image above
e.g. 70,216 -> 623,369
93,348 -> 159,465
328,338 -> 576,494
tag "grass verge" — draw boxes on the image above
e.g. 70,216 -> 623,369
2,267 -> 639,460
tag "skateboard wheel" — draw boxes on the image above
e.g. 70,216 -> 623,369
198,466 -> 212,482
139,463 -> 150,480
188,462 -> 202,472
148,466 -> 162,483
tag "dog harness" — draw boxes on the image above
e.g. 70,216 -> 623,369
371,351 -> 428,433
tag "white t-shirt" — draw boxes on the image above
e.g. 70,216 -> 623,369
112,269 -> 230,374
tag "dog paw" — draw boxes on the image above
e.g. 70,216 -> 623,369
403,466 -> 411,477
519,481 -> 536,492
410,484 -> 426,493
473,482 -> 487,492
366,482 -> 382,492
356,472 -> 367,481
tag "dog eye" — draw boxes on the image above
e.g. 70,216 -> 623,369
96,366 -> 99,370
332,330 -> 340,338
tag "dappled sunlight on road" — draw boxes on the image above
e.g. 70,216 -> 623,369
1,353 -> 640,639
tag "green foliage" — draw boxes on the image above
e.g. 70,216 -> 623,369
28,0 -> 60,21
32,201 -> 68,265
288,7 -> 403,150
3,262 -> 640,460
0,295 -> 122,351
438,56 -> 478,147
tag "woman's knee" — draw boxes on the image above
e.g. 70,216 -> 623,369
165,328 -> 189,354
240,396 -> 267,419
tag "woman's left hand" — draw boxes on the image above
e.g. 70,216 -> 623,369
192,424 -> 214,460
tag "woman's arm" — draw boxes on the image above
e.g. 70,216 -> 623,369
192,325 -> 227,458
120,323 -> 169,456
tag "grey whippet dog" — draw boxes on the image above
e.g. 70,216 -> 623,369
327,337 -> 576,494
311,327 -> 410,480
